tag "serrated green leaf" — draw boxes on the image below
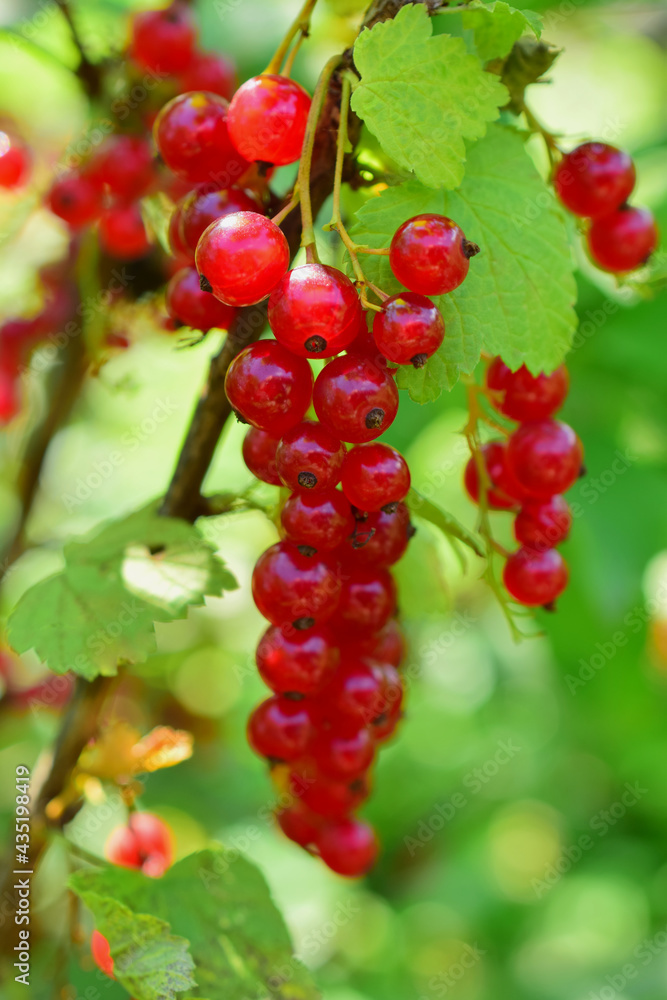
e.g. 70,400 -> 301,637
351,3 -> 507,189
406,489 -> 485,558
70,847 -> 320,1000
459,1 -> 541,62
350,125 -> 577,401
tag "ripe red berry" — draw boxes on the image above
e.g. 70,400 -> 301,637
154,92 -> 250,185
341,443 -> 410,513
87,136 -> 154,201
486,357 -> 569,421
168,198 -> 192,260
554,142 -> 636,219
256,624 -> 339,696
354,619 -> 406,667
47,172 -> 101,229
340,502 -> 412,569
333,567 -> 397,634
224,341 -> 313,434
313,355 -> 399,444
105,812 -> 172,877
514,495 -> 572,550
252,541 -> 341,628
281,489 -> 355,553
323,656 -> 383,724
506,420 -> 583,499
0,131 -> 31,188
179,51 -> 238,100
166,267 -> 236,332
464,441 -> 527,510
276,800 -> 321,847
227,74 -> 311,165
99,203 -> 151,259
196,212 -> 289,306
131,2 -> 197,75
242,427 -> 281,485
91,930 -> 114,979
316,817 -> 378,877
587,206 -> 658,273
372,292 -> 445,367
268,264 -> 362,358
180,186 -> 261,257
247,695 -> 313,761
275,420 -> 346,492
346,313 -> 396,376
389,214 -> 478,295
313,724 -> 374,781
503,546 -> 569,607
293,765 -> 370,819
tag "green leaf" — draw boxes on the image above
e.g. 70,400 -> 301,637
350,125 -> 577,400
70,847 -> 320,1000
351,3 -> 507,189
406,489 -> 485,558
459,1 -> 542,62
7,505 -> 238,679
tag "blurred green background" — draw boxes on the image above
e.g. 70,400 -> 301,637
1,0 -> 667,998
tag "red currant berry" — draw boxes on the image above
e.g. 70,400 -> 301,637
154,92 -> 250,185
313,355 -> 399,444
316,817 -> 378,877
47,172 -> 101,229
341,443 -> 410,513
91,930 -> 114,979
166,266 -> 236,331
341,501 -> 412,569
196,212 -> 289,306
503,546 -> 569,607
247,695 -> 313,761
587,206 -> 659,273
313,724 -> 374,781
180,186 -> 261,257
87,136 -> 154,201
353,619 -> 406,667
256,624 -> 339,696
293,766 -> 370,819
514,495 -> 572,550
105,812 -> 172,877
268,264 -> 362,358
323,656 -> 384,724
346,312 -> 397,376
281,489 -> 355,553
99,203 -> 151,259
371,661 -> 404,733
275,420 -> 346,492
554,142 -> 635,219
179,51 -> 238,100
131,2 -> 197,75
242,427 -> 281,485
486,357 -> 569,421
464,441 -> 527,510
224,341 -> 313,435
506,420 -> 583,499
389,214 -> 479,296
333,567 -> 397,634
276,800 -> 321,847
227,74 -> 311,165
168,198 -> 192,260
252,542 -> 341,628
0,132 -> 31,189
372,292 -> 444,367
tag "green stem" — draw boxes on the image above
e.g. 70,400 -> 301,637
265,0 -> 319,75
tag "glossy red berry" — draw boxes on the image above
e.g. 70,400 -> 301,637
313,355 -> 399,444
196,212 -> 289,306
346,313 -> 397,376
293,765 -> 370,819
242,427 -> 281,485
514,495 -> 572,550
268,264 -> 362,358
587,206 -> 658,273
281,489 -> 355,553
252,541 -> 341,628
224,341 -> 313,435
166,267 -> 236,332
389,214 -> 478,295
354,619 -> 406,667
105,812 -> 172,877
464,441 -> 527,510
340,502 -> 412,568
503,546 -> 569,607
179,51 -> 237,100
87,136 -> 154,201
131,2 -> 197,75
313,724 -> 374,781
486,357 -> 569,421
506,420 -> 584,499
256,624 -> 339,696
371,663 -> 404,742
554,142 -> 635,219
276,801 -> 321,847
0,131 -> 30,188
372,292 -> 444,367
180,186 -> 261,257
247,695 -> 313,761
168,198 -> 192,260
333,567 -> 397,634
275,420 -> 346,492
341,443 -> 410,513
228,74 -> 311,165
91,930 -> 114,979
154,92 -> 250,185
99,203 -> 151,259
47,172 -> 101,229
316,817 -> 378,877
323,657 -> 383,724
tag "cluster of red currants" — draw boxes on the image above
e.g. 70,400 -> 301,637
465,359 -> 583,608
90,812 -> 172,981
554,141 -> 658,274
